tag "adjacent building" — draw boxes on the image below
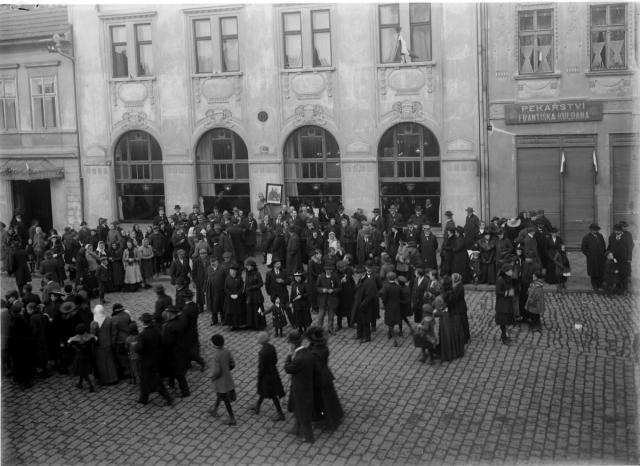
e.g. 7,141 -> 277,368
485,2 -> 638,244
0,5 -> 82,233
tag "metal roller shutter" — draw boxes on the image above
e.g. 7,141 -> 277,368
563,148 -> 595,245
517,147 -> 561,229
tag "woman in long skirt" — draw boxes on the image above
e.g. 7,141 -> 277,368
224,264 -> 245,330
447,273 -> 470,344
108,242 -> 124,292
138,238 -> 154,289
290,272 -> 311,334
122,240 -> 142,292
244,259 -> 264,329
432,295 -> 464,362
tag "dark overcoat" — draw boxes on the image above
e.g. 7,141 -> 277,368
257,342 -> 285,398
494,274 -> 514,326
161,316 -> 189,377
285,348 -> 316,422
581,232 -> 606,278
380,281 -> 403,326
135,324 -> 165,395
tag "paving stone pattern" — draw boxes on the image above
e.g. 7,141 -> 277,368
1,272 -> 638,465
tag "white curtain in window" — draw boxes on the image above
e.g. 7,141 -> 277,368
222,39 -> 239,72
381,28 -> 399,62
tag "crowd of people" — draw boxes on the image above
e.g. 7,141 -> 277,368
0,198 -> 633,439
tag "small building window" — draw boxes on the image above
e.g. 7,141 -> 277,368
590,4 -> 627,71
0,79 -> 17,130
282,8 -> 332,69
114,131 -> 164,221
518,8 -> 554,74
109,23 -> 154,78
192,15 -> 240,74
196,128 -> 250,213
379,3 -> 432,64
30,77 -> 57,129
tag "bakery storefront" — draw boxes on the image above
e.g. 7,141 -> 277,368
489,99 -> 637,246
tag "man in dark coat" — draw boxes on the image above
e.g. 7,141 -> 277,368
608,223 -> 632,293
315,264 -> 341,334
161,306 -> 190,397
153,284 -> 173,324
410,267 -> 429,323
39,252 -> 62,288
418,224 -> 438,271
147,225 -> 167,277
370,208 -> 385,237
135,313 -> 173,405
284,331 -> 316,443
250,332 -> 285,421
351,264 -> 378,342
169,248 -> 191,308
463,207 -> 480,248
581,223 -> 606,290
286,227 -> 303,277
180,289 -> 206,370
27,302 -> 50,377
191,249 -> 209,314
265,258 -> 290,307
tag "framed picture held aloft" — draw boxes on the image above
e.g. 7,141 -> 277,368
266,183 -> 283,205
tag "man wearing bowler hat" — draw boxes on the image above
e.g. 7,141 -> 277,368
284,331 -> 316,443
581,223 -> 606,290
463,207 -> 480,248
315,263 -> 340,334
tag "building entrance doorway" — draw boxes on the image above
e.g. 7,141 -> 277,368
12,179 -> 53,233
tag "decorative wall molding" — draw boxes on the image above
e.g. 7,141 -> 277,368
193,74 -> 242,104
516,78 -> 560,99
110,79 -> 156,107
290,104 -> 329,126
589,77 -> 632,96
114,111 -> 149,130
98,10 -> 157,21
384,100 -> 425,123
195,108 -> 236,129
377,65 -> 434,97
280,69 -> 334,100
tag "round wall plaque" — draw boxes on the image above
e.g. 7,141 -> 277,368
258,111 -> 268,122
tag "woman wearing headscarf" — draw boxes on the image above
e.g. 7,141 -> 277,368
90,304 -> 118,384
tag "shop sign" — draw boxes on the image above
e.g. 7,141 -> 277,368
504,100 -> 603,124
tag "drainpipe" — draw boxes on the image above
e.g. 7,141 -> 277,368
476,3 -> 490,220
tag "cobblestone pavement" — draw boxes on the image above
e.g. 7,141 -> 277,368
1,270 -> 638,465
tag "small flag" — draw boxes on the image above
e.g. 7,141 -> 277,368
560,151 -> 566,174
592,150 -> 598,173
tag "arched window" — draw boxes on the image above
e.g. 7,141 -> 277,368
378,123 -> 441,225
284,125 -> 341,210
195,128 -> 250,213
114,130 -> 164,221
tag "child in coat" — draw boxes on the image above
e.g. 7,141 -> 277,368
68,323 -> 97,392
410,304 -> 438,364
524,271 -> 545,332
267,296 -> 287,337
125,322 -> 140,385
603,251 -> 620,295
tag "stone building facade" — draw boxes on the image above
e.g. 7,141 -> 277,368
72,3 -> 483,228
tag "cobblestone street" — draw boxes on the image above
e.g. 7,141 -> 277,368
2,272 -> 638,465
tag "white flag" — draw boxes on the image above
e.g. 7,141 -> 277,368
560,151 -> 566,174
593,150 -> 598,173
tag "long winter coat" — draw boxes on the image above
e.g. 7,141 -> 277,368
257,342 -> 285,398
285,347 -> 315,422
581,232 -> 606,278
134,324 -> 164,395
90,317 -> 118,384
211,346 -> 235,394
161,316 -> 188,377
419,232 -> 438,270
380,281 -> 403,326
494,273 -> 514,326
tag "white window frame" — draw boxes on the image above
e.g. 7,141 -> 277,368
191,15 -> 240,74
516,6 -> 556,75
0,77 -> 17,131
378,3 -> 433,65
277,5 -> 334,70
100,11 -> 157,80
30,76 -> 59,130
589,3 -> 629,71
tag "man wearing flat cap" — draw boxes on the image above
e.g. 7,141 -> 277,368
581,223 -> 606,290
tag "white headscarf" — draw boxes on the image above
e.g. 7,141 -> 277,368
93,304 -> 106,327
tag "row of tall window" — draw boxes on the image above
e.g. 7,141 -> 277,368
107,3 -> 631,79
114,123 -> 442,221
0,76 -> 58,130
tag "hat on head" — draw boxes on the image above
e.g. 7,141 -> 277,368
550,227 -> 558,233
182,288 -> 194,299
50,287 -> 66,296
528,210 -> 537,217
497,228 -> 505,235
619,220 -> 629,228
293,270 -> 305,277
245,258 -> 257,268
10,302 -> 23,315
60,302 -> 75,314
222,251 -> 233,259
354,265 -> 366,274
287,330 -> 302,346
525,249 -> 537,259
192,203 -> 199,209
589,223 -> 600,231
536,209 -> 545,215
269,257 -> 283,267
397,275 -> 408,284
211,334 -> 224,347
140,312 -> 154,324
174,205 -> 181,210
455,226 -> 465,235
465,207 -> 474,213
386,271 -> 397,281
613,223 -> 623,231
323,263 -> 335,271
506,218 -> 521,228
112,303 -> 124,313
305,327 -> 326,344
228,262 -> 241,270
372,208 -> 380,214
500,263 -> 514,274
128,322 -> 139,334
364,260 -> 375,269
153,284 -> 165,293
444,210 -> 453,217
